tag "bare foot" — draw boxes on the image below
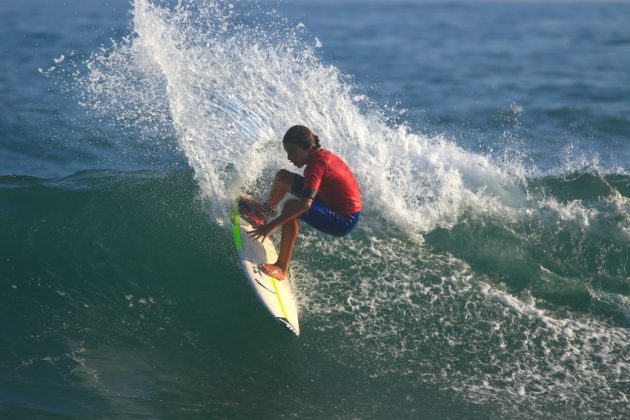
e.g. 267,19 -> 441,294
239,195 -> 266,213
258,263 -> 286,281
238,195 -> 270,227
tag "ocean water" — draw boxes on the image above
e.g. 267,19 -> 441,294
1,0 -> 629,418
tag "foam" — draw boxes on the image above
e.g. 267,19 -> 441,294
301,231 -> 629,415
78,0 -> 539,234
79,1 -> 628,240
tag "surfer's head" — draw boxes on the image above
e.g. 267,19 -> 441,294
282,125 -> 320,168
283,125 -> 321,151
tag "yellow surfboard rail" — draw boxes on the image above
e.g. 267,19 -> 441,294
232,201 -> 298,335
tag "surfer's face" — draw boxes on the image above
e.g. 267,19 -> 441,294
284,143 -> 311,168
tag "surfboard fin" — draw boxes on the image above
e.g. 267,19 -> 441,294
276,317 -> 298,335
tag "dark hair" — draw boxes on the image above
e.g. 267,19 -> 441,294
282,125 -> 321,150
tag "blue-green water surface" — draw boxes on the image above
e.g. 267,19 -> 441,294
1,1 -> 628,418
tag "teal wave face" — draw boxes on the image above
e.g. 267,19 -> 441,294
0,170 -> 270,417
1,169 -> 628,418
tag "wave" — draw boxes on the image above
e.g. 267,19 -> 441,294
46,0 -> 630,416
2,166 -> 629,416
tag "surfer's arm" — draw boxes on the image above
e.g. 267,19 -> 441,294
248,198 -> 313,241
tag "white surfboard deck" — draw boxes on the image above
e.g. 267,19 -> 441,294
232,204 -> 300,336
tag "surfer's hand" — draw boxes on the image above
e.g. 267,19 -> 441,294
248,222 -> 275,242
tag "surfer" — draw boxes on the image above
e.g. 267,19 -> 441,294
240,125 -> 362,280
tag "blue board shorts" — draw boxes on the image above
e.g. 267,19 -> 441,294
290,174 -> 360,237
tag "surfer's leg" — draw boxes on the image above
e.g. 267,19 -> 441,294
265,170 -> 299,210
259,198 -> 301,280
239,169 -> 297,224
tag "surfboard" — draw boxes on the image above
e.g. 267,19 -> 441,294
231,203 -> 300,336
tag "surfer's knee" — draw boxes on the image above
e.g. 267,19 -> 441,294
274,169 -> 294,188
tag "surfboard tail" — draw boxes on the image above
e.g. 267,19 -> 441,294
276,317 -> 300,336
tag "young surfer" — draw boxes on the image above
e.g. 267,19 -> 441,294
240,125 -> 362,280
